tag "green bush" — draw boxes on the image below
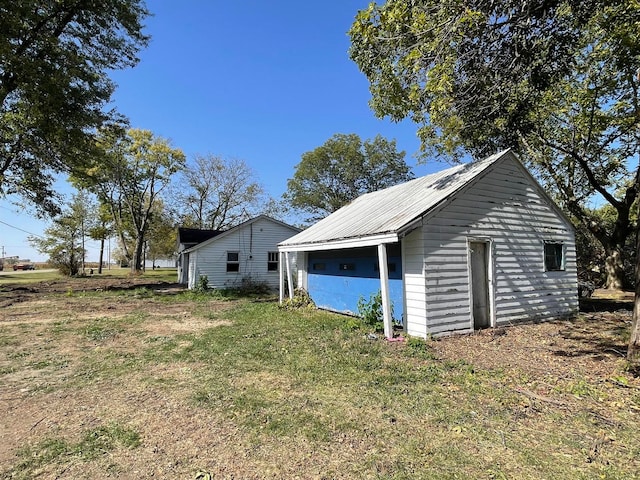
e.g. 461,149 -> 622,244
195,275 -> 209,293
357,291 -> 388,332
280,288 -> 316,310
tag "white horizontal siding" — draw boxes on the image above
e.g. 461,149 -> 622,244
402,228 -> 427,337
189,218 -> 299,290
187,251 -> 197,289
413,156 -> 577,338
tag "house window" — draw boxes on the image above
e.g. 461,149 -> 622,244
226,251 -> 240,272
340,263 -> 356,271
544,242 -> 565,271
267,252 -> 279,271
313,263 -> 326,271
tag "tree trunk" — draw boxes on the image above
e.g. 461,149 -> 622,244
81,221 -> 86,275
604,247 -> 626,290
69,252 -> 79,276
98,237 -> 105,274
130,235 -> 144,274
629,285 -> 640,364
628,198 -> 640,365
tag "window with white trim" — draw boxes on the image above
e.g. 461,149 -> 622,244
267,252 -> 279,271
544,242 -> 565,271
226,251 -> 240,272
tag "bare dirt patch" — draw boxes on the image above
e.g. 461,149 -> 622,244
431,309 -> 632,380
0,276 -> 184,309
0,276 -> 245,479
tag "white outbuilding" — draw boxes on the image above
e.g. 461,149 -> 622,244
181,215 -> 301,290
278,150 -> 578,339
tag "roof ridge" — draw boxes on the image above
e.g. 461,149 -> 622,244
280,149 -> 513,248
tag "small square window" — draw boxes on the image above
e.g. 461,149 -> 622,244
313,263 -> 326,271
544,242 -> 565,271
267,251 -> 278,271
227,251 -> 240,272
340,263 -> 355,271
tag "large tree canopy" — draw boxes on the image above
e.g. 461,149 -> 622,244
349,0 -> 640,360
285,133 -> 413,221
0,0 -> 150,215
169,154 -> 264,231
349,0 -> 640,289
77,128 -> 185,273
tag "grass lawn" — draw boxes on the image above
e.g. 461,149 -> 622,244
0,280 -> 639,479
0,266 -> 178,286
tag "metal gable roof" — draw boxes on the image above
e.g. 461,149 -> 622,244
279,149 -> 513,249
183,215 -> 301,254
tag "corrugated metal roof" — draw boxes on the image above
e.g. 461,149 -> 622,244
280,150 -> 513,249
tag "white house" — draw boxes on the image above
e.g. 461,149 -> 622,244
177,227 -> 223,284
278,150 -> 578,339
181,215 -> 301,290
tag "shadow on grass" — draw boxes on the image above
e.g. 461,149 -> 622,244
579,296 -> 633,313
548,295 -> 634,360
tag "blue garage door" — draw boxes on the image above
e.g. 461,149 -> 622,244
307,245 -> 404,324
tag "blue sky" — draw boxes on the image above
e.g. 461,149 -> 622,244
1,1 -> 449,263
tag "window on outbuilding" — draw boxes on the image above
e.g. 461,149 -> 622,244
226,251 -> 240,272
544,242 -> 565,271
267,252 -> 278,271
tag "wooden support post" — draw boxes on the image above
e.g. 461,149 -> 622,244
378,243 -> 393,339
285,251 -> 294,300
279,251 -> 285,303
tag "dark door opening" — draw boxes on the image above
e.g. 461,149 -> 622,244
470,241 -> 491,329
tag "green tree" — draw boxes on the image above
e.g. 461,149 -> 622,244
169,154 -> 263,230
146,202 -> 177,267
349,0 -> 640,361
285,133 -> 413,221
88,203 -> 116,274
0,0 -> 150,216
349,0 -> 639,290
259,197 -> 299,227
575,203 -> 637,287
79,128 -> 185,273
29,193 -> 92,275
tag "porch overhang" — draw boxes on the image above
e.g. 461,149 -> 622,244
278,232 -> 399,253
278,233 -> 399,340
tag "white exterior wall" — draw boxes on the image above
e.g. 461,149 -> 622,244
178,252 -> 189,284
402,227 -> 428,337
188,251 -> 197,288
415,157 -> 577,336
296,252 -> 308,291
187,218 -> 299,290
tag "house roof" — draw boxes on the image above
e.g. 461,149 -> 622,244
183,215 -> 301,254
279,149 -> 519,251
177,227 -> 224,247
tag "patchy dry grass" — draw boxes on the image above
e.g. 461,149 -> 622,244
0,282 -> 639,479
